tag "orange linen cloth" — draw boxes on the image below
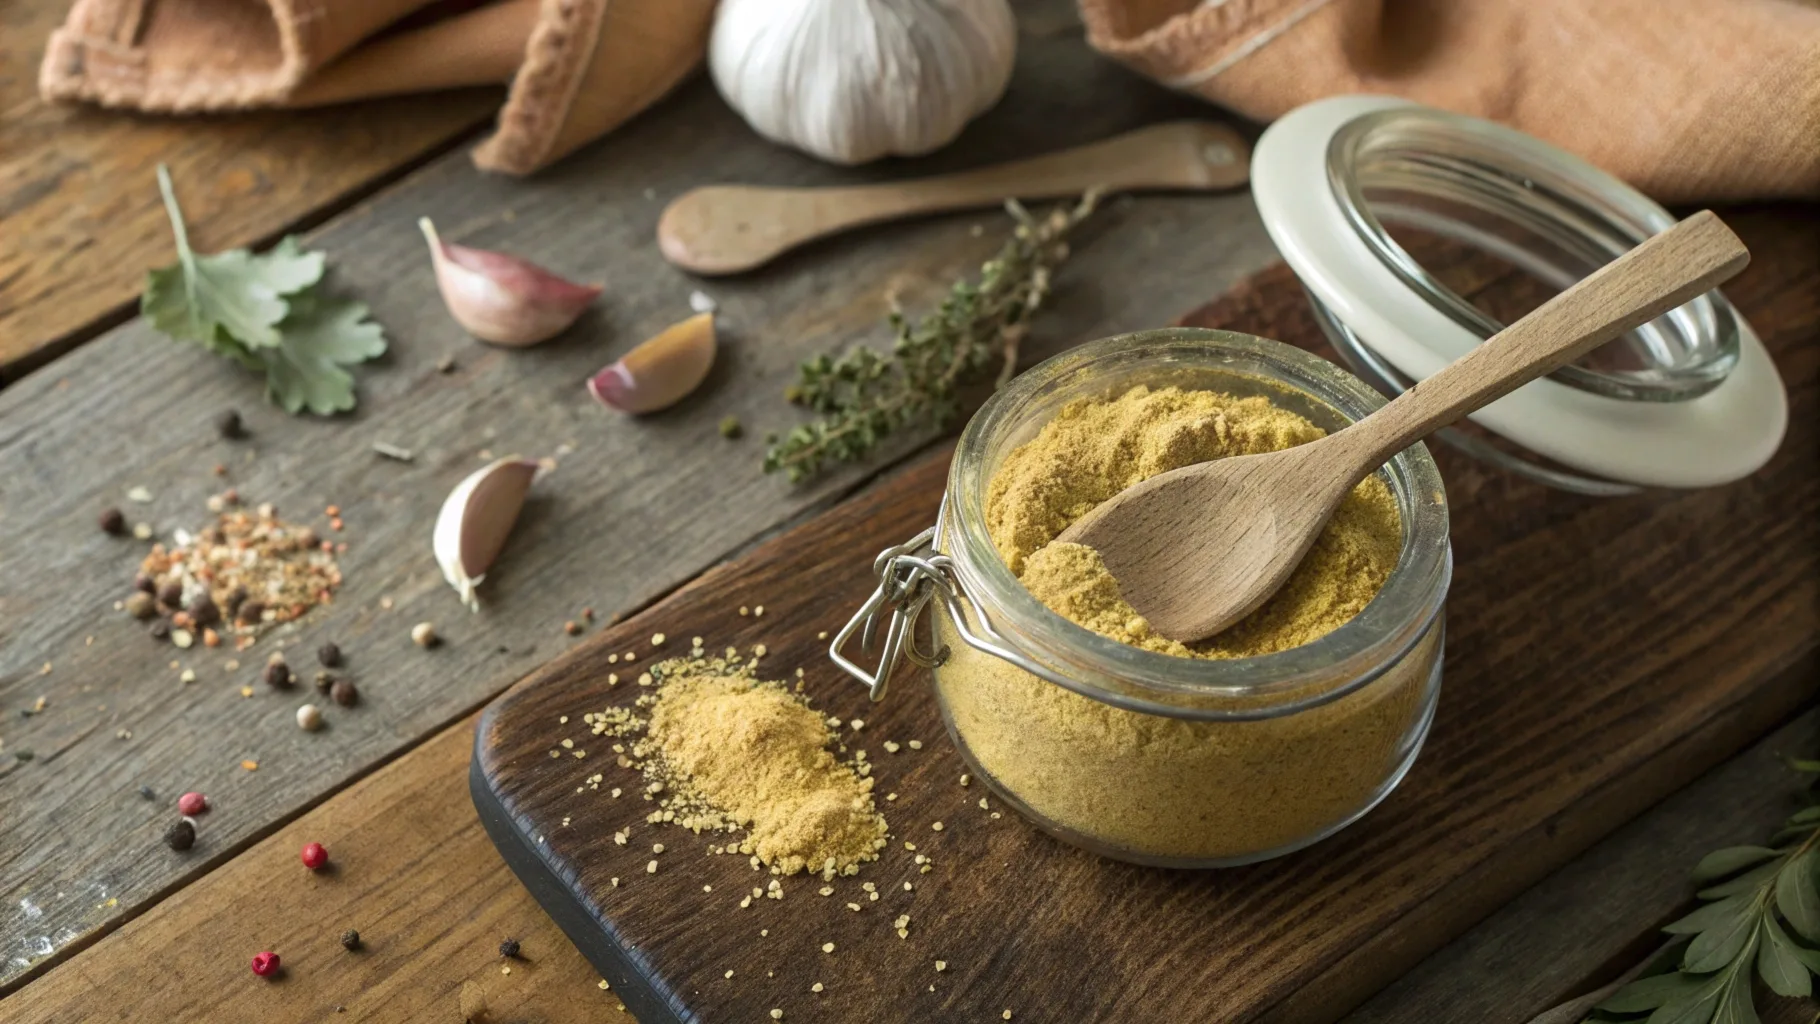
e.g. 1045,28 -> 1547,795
1078,0 -> 1820,202
38,0 -> 714,176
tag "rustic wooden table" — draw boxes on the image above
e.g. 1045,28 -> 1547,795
0,2 -> 1814,1021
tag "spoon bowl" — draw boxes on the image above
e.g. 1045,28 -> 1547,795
1059,211 -> 1750,643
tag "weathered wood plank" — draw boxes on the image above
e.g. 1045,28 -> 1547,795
1344,708 -> 1820,1024
0,709 -> 631,1024
0,0 -> 500,379
4,450 -> 1811,1023
0,17 -> 1272,991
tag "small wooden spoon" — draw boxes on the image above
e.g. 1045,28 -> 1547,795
656,121 -> 1250,275
1057,210 -> 1750,643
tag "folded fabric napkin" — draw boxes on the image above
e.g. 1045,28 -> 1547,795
38,0 -> 714,175
1078,0 -> 1820,202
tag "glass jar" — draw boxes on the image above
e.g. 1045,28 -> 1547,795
1253,95 -> 1785,495
831,328 -> 1451,867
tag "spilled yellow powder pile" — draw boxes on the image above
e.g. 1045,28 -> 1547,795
585,654 -> 887,877
935,383 -> 1434,863
645,668 -> 887,876
987,384 -> 1402,656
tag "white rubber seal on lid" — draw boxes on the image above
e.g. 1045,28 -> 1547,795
1252,95 -> 1787,489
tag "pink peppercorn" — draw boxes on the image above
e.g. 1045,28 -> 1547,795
300,842 -> 328,870
178,792 -> 208,816
250,951 -> 280,977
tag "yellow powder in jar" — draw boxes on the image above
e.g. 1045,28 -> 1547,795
643,664 -> 887,876
936,384 -> 1438,862
988,384 -> 1402,656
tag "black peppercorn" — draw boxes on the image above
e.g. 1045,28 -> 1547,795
188,594 -> 220,627
149,621 -> 171,640
238,600 -> 265,625
216,409 -> 245,439
498,939 -> 520,959
164,819 -> 196,851
340,929 -> 362,952
223,584 -> 248,615
135,574 -> 157,594
263,661 -> 293,688
330,679 -> 358,708
99,508 -> 127,535
157,581 -> 184,609
317,642 -> 343,668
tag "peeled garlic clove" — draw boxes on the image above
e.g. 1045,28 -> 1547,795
434,456 -> 539,611
588,312 -> 717,414
420,218 -> 601,347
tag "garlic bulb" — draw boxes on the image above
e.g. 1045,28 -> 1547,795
709,0 -> 1017,166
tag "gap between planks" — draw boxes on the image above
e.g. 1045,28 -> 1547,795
0,114 -> 498,387
0,432 -> 949,998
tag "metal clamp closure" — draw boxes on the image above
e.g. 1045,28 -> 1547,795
829,526 -> 954,701
831,512 -> 1081,702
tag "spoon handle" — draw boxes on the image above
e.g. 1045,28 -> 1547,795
1335,210 -> 1750,474
656,122 -> 1249,274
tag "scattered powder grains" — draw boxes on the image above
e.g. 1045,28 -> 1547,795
580,655 -> 887,877
937,384 -> 1438,862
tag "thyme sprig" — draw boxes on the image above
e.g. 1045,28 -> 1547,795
1588,757 -> 1820,1023
762,192 -> 1099,482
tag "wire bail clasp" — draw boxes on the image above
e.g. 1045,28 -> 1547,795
829,525 -> 956,702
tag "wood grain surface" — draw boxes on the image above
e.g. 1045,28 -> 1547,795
4,668 -> 1813,1024
0,708 -> 628,1024
0,18 -> 1273,993
0,0 -> 500,380
1344,708 -> 1820,1024
6,209 -> 1813,1024
470,205 -> 1817,1023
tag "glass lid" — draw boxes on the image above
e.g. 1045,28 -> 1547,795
1326,106 -> 1740,403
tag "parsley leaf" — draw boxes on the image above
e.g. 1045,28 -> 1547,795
255,292 -> 388,415
141,166 -> 385,415
143,168 -> 323,349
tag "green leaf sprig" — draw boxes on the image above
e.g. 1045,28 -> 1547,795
1591,758 -> 1820,1024
761,192 -> 1099,482
142,166 -> 386,415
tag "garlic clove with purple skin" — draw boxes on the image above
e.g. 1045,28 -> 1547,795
588,312 -> 717,414
420,218 -> 601,347
434,456 -> 539,611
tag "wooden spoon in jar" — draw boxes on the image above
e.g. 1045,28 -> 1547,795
1057,211 -> 1750,643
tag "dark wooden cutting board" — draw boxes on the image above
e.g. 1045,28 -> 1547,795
473,207 -> 1818,1024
